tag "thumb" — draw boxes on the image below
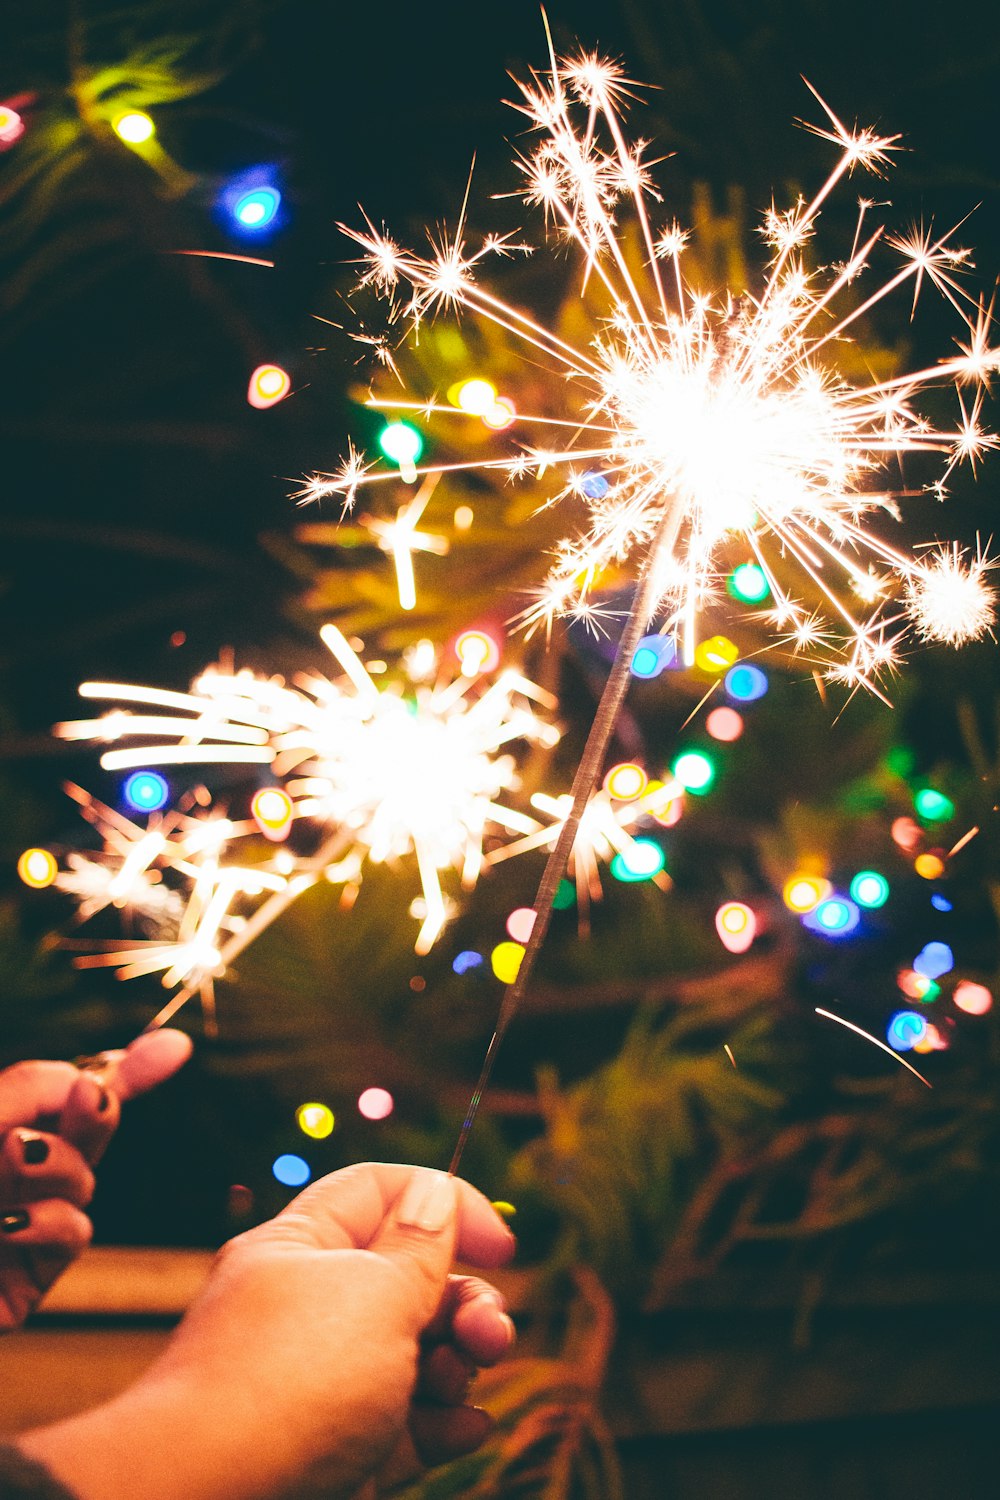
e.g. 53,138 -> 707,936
368,1169 -> 459,1331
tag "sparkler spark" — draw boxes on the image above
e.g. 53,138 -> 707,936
321,52 -> 997,688
815,1006 -> 932,1087
311,39 -> 996,1168
53,632 -> 559,1026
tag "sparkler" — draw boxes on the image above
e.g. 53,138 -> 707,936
52,629 -> 558,1027
306,36 -> 998,1166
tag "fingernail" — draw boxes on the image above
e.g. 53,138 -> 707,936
18,1133 -> 49,1166
397,1171 -> 456,1233
499,1312 -> 516,1348
1,1210 -> 30,1235
97,1085 -> 110,1113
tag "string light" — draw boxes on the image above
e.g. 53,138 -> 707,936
782,875 -> 829,913
727,563 -> 770,603
706,707 -> 743,741
849,870 -> 890,908
715,901 -> 756,953
630,634 -> 677,678
491,941 -> 525,982
251,787 -> 294,841
725,664 -> 768,702
452,949 -> 483,974
609,837 -> 665,881
803,896 -> 860,935
296,1102 -> 335,1139
358,1087 -> 394,1120
912,941 -> 954,978
272,1153 -> 311,1187
603,762 -> 647,800
693,635 -> 739,674
954,980 -> 993,1015
914,788 -> 955,822
505,908 -> 537,943
887,1011 -> 927,1052
113,110 -> 155,145
17,848 -> 58,889
247,364 -> 291,409
672,750 -> 715,793
123,771 -> 169,813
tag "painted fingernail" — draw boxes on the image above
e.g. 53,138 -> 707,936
18,1133 -> 49,1166
97,1085 -> 110,1113
397,1171 -> 456,1233
1,1210 -> 30,1234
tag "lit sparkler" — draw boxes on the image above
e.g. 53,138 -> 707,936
54,630 -> 559,1029
304,37 -> 998,1165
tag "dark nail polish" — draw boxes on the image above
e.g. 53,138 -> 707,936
1,1210 -> 30,1234
97,1086 -> 110,1113
19,1134 -> 49,1166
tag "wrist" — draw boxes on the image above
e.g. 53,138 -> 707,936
17,1372 -> 282,1500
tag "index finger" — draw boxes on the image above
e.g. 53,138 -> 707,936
0,1060 -> 84,1133
79,1030 -> 194,1103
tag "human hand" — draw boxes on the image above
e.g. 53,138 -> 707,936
21,1162 -> 517,1500
0,1029 -> 193,1329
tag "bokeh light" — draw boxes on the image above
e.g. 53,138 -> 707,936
672,750 -> 715,793
378,420 -> 423,468
251,787 -> 294,841
609,838 -> 665,882
0,105 -> 26,147
891,817 -> 922,852
296,1102 -> 335,1139
782,874 -> 829,913
233,186 -> 281,230
849,870 -> 890,908
630,634 -> 677,679
552,879 -> 576,909
706,707 -> 744,742
914,852 -> 946,880
247,363 -> 291,409
455,628 -> 501,676
897,969 -> 940,1002
505,907 -> 537,943
914,788 -> 955,822
113,110 -> 155,144
693,635 -> 739,673
17,848 -> 58,889
580,471 -> 609,500
482,396 -> 517,430
724,664 -> 769,702
603,762 -> 647,801
452,949 -> 484,974
358,1087 -> 394,1120
454,378 -> 496,415
913,941 -> 954,979
727,563 -> 770,603
123,770 -> 169,813
954,980 -> 993,1015
272,1153 -> 311,1187
491,942 -> 525,983
887,1011 -> 927,1052
715,901 -> 756,953
804,896 -> 860,936
930,893 -> 953,913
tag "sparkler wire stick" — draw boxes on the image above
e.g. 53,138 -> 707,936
449,502 -> 682,1173
144,827 -> 352,1031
